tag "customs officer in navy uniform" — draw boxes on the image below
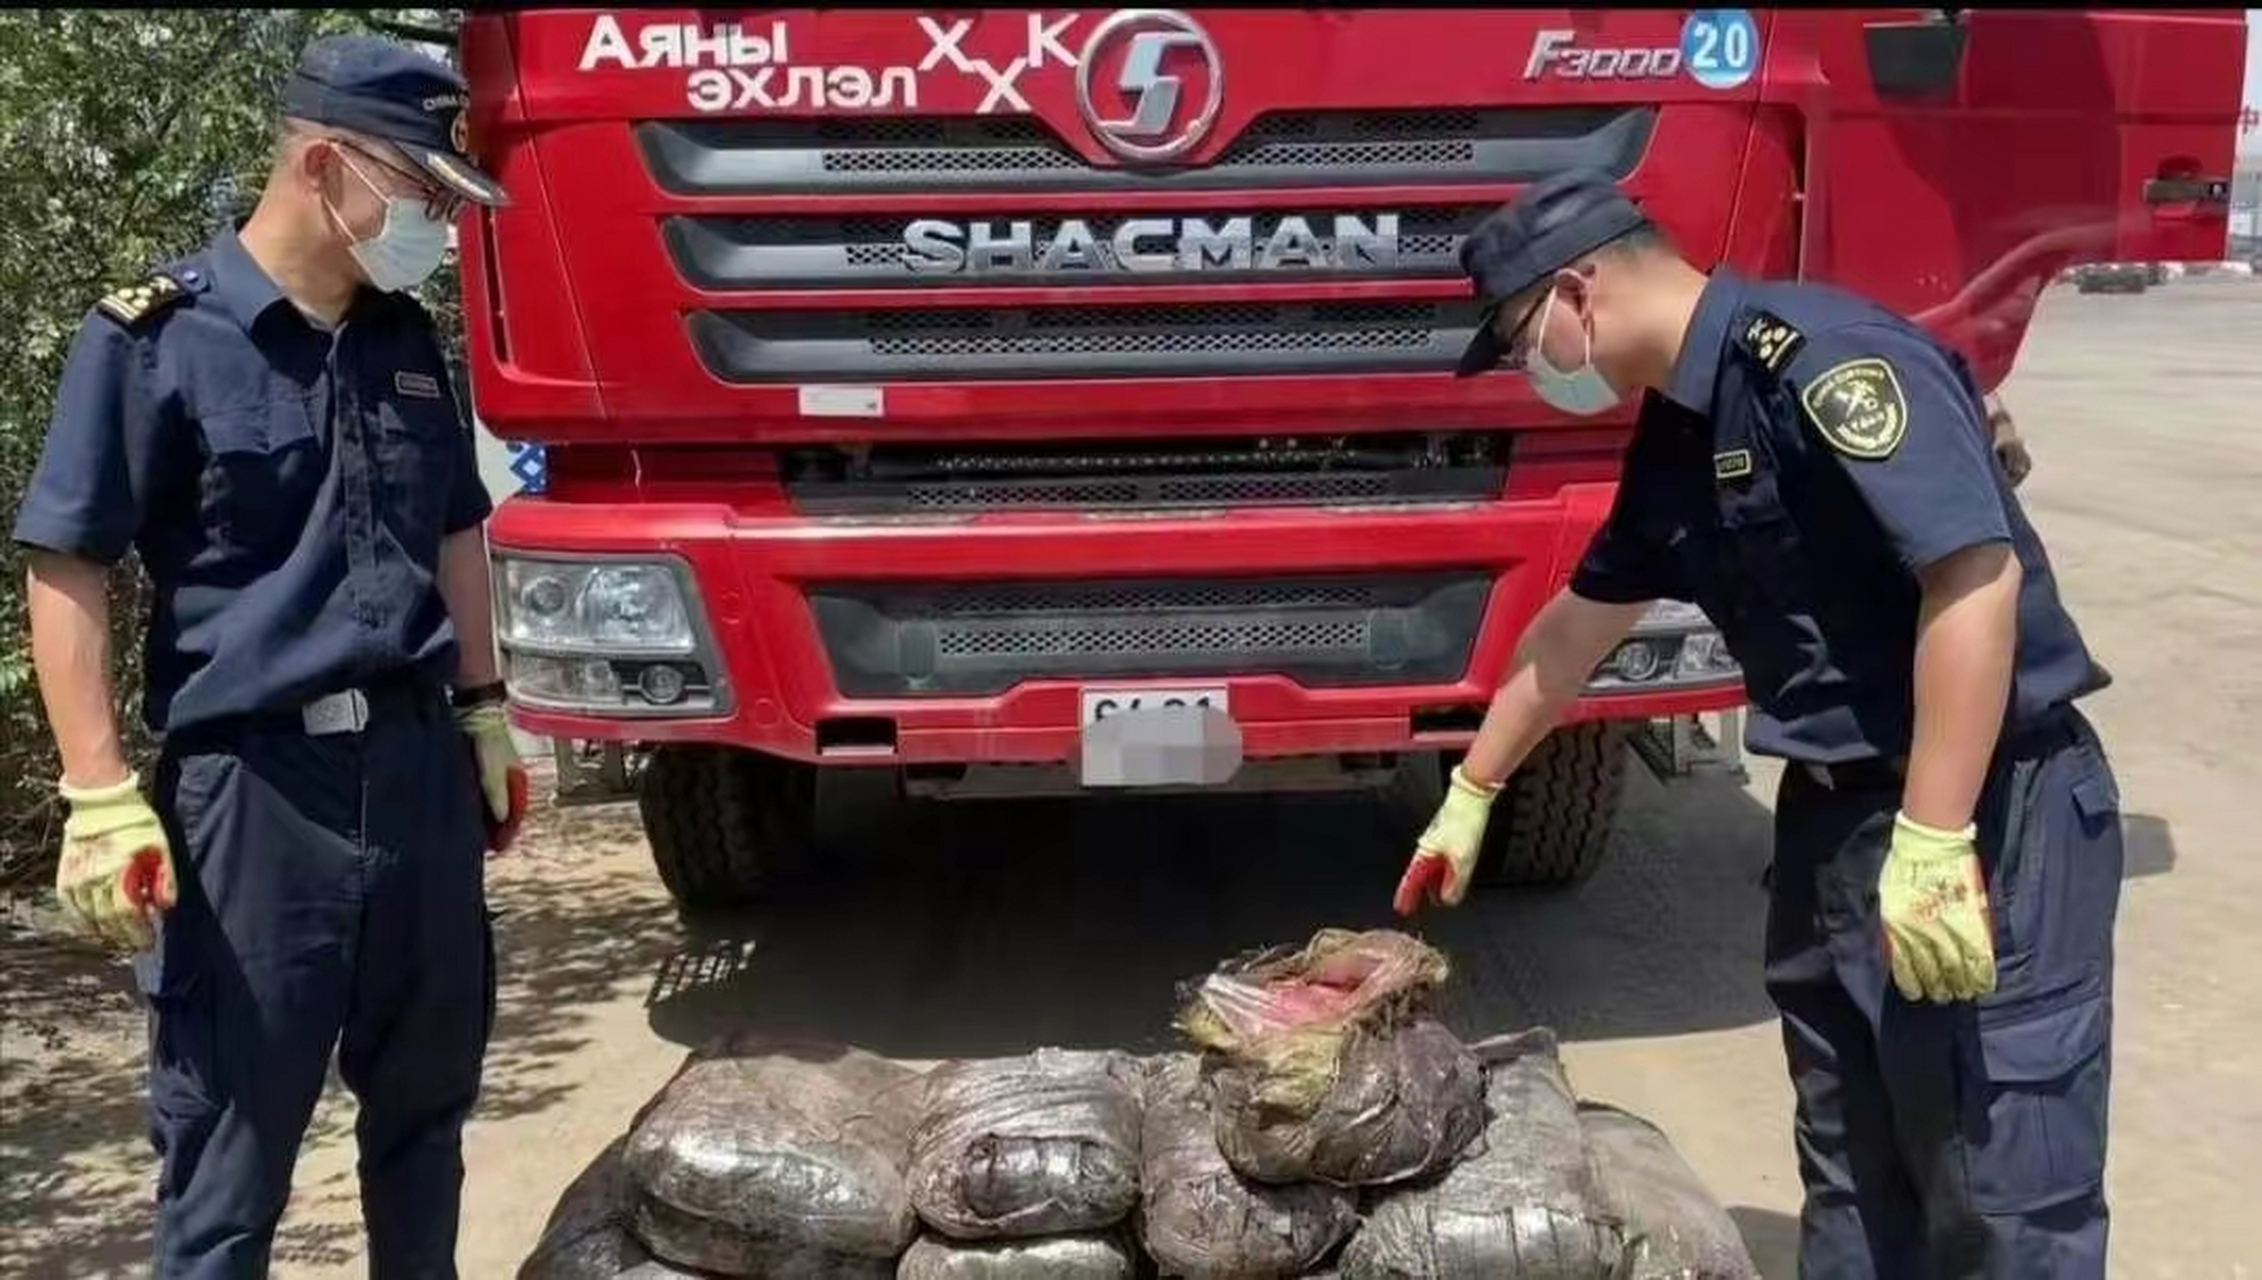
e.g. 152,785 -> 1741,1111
14,35 -> 529,1277
1393,171 -> 2122,1279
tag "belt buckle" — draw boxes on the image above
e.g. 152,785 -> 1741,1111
301,689 -> 370,736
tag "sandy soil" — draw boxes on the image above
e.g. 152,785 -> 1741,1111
4,278 -> 2258,1279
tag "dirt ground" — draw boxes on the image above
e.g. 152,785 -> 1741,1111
4,277 -> 2259,1279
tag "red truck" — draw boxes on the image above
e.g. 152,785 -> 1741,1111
453,8 -> 2244,909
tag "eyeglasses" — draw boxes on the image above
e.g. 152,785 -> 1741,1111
333,140 -> 463,222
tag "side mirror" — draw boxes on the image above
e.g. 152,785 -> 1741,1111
1864,10 -> 1968,100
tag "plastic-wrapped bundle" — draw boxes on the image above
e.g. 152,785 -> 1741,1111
1139,1054 -> 1358,1278
1214,1016 -> 1484,1190
622,1037 -> 924,1275
519,1137 -> 704,1280
907,1048 -> 1146,1240
1177,929 -> 1483,1188
896,1233 -> 1141,1279
632,1197 -> 897,1277
1579,1104 -> 1759,1280
1339,1028 -> 1628,1279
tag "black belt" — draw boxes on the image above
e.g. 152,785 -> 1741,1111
1998,704 -> 2085,758
163,670 -> 447,747
1792,706 -> 2086,794
1797,756 -> 1908,793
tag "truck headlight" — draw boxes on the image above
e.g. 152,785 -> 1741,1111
1585,600 -> 1742,693
493,555 -> 726,716
502,560 -> 693,653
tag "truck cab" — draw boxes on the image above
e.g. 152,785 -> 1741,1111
454,8 -> 2243,909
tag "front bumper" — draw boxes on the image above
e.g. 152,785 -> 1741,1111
488,485 -> 1746,765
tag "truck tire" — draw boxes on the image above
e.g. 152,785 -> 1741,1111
1465,722 -> 1634,889
637,745 -> 817,912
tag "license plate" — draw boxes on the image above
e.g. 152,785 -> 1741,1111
1077,687 -> 1241,788
1079,687 -> 1229,724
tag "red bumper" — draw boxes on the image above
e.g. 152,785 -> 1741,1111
489,483 -> 1745,765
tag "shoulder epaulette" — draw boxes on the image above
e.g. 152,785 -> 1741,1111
1737,309 -> 1807,376
94,274 -> 188,328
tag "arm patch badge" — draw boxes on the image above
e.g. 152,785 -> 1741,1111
94,274 -> 186,328
1801,357 -> 1908,459
1740,310 -> 1806,374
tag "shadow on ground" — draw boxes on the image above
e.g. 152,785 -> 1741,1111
475,802 -> 681,1117
0,912 -> 181,1275
0,769 -> 679,1277
1729,1205 -> 1802,1279
644,765 -> 1785,1060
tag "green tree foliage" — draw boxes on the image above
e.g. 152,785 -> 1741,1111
0,9 -> 464,885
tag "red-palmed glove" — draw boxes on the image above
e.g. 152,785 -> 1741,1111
1880,812 -> 1998,1003
457,701 -> 530,853
56,774 -> 178,952
1394,764 -> 1503,916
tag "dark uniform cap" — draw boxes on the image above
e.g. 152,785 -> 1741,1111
1454,169 -> 1649,377
283,33 -> 507,207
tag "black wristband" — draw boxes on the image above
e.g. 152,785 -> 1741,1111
450,680 -> 508,710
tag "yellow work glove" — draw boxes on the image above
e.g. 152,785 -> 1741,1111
55,774 -> 178,953
456,702 -> 530,853
1880,812 -> 1998,1003
1395,764 -> 1502,915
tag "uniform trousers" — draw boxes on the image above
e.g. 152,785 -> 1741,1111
1766,707 -> 2121,1279
138,679 -> 492,1279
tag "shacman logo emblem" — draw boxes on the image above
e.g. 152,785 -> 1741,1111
1073,9 -> 1224,164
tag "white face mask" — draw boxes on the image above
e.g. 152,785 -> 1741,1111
328,153 -> 450,293
1527,287 -> 1621,416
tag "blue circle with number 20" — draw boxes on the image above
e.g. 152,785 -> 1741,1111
1681,9 -> 1760,91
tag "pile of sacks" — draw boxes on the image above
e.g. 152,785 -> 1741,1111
520,928 -> 1757,1279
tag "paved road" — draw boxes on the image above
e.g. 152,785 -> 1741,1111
4,277 -> 2258,1278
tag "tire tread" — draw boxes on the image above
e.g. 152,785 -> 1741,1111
1473,722 -> 1632,889
637,746 -> 817,910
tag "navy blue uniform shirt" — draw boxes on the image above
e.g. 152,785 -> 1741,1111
11,229 -> 492,733
1570,269 -> 2105,763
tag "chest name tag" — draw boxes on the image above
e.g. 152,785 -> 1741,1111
1714,449 -> 1754,481
395,371 -> 442,399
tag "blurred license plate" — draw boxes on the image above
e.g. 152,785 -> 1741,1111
1079,687 -> 1229,723
1077,688 -> 1241,788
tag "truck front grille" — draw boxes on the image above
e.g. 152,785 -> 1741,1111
688,300 -> 1482,382
664,205 -> 1490,290
643,104 -> 1656,384
809,573 -> 1491,697
781,434 -> 1508,515
639,107 -> 1653,195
